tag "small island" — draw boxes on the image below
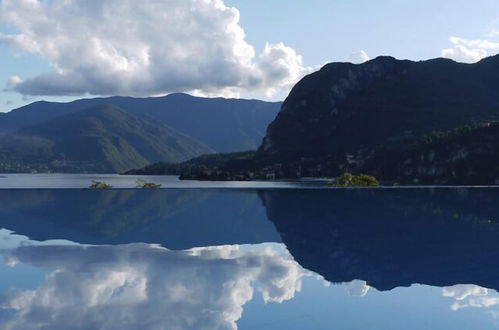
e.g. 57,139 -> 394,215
89,180 -> 113,189
327,173 -> 380,187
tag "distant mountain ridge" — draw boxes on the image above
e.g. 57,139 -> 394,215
0,105 -> 213,173
0,93 -> 281,152
0,93 -> 281,173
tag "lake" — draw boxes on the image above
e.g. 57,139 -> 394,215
0,173 -> 327,189
0,176 -> 499,329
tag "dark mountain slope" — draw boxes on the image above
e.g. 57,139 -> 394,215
259,56 -> 499,162
364,122 -> 499,184
0,105 -> 212,173
0,93 -> 281,152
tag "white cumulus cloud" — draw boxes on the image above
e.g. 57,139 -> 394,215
347,50 -> 370,64
0,0 -> 312,98
441,36 -> 499,63
4,76 -> 23,91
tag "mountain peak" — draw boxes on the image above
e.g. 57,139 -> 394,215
250,54 -> 499,182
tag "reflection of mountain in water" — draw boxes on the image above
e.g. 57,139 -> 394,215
0,189 -> 280,249
3,188 -> 499,292
260,188 -> 499,291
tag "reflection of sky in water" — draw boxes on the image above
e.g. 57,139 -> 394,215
0,229 -> 79,249
0,232 -> 499,329
0,229 -> 79,296
0,236 -> 304,330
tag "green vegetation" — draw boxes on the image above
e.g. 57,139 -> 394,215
418,122 -> 498,146
328,173 -> 380,187
89,180 -> 113,189
124,150 -> 257,177
365,121 -> 499,184
0,105 -> 213,173
136,179 -> 162,189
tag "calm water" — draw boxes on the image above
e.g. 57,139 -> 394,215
0,183 -> 499,329
0,173 -> 327,189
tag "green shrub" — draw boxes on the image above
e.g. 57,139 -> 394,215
328,173 -> 380,187
89,180 -> 112,189
136,179 -> 162,189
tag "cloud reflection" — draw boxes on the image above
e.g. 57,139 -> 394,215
344,280 -> 371,297
1,243 -> 305,330
443,284 -> 499,312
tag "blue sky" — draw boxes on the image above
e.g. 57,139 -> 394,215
227,0 -> 499,64
1,0 -> 499,112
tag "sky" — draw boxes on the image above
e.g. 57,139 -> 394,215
1,0 -> 499,112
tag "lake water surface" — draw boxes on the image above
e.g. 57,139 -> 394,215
0,173 -> 326,189
0,176 -> 499,329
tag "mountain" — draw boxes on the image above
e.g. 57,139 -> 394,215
254,55 -> 499,182
124,151 -> 258,179
363,122 -> 499,184
0,93 -> 281,153
259,55 -> 499,160
0,105 -> 213,173
135,55 -> 499,183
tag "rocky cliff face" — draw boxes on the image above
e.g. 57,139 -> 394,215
258,55 -> 499,166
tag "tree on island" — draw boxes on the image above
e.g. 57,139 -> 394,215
89,180 -> 113,189
328,173 -> 380,187
136,179 -> 162,189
